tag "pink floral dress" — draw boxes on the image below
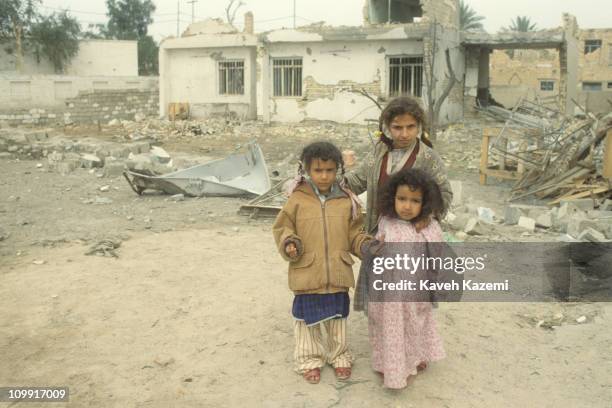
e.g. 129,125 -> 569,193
368,216 -> 446,389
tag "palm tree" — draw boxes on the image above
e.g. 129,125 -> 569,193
507,16 -> 537,32
459,0 -> 485,31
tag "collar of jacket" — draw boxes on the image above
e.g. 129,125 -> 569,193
295,180 -> 347,201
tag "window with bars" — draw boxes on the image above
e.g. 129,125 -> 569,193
584,39 -> 602,54
219,60 -> 245,95
388,56 -> 423,97
272,58 -> 302,97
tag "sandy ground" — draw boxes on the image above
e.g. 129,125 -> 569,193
1,128 -> 612,407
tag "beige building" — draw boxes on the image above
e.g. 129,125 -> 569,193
489,27 -> 612,113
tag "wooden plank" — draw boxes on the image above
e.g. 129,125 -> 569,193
604,129 -> 612,180
547,186 -> 611,206
479,132 -> 490,185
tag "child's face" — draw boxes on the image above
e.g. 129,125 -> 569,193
394,185 -> 423,221
389,113 -> 419,149
307,159 -> 337,194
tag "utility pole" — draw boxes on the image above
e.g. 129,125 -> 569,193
176,0 -> 180,37
388,0 -> 391,24
293,0 -> 296,28
187,0 -> 198,23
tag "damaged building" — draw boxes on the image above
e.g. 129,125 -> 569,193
160,0 -> 464,124
159,0 -> 582,124
489,27 -> 612,114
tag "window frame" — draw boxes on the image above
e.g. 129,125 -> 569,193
584,39 -> 602,54
539,80 -> 555,92
582,81 -> 602,92
218,59 -> 245,96
271,57 -> 303,98
386,55 -> 424,98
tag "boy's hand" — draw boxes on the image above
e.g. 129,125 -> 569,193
285,242 -> 299,259
361,234 -> 385,257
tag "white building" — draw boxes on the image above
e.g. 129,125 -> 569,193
159,0 -> 465,124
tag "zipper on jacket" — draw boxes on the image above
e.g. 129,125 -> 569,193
321,201 -> 330,291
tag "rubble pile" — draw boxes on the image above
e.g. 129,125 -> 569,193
480,100 -> 612,204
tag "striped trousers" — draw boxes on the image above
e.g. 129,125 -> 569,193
293,318 -> 353,373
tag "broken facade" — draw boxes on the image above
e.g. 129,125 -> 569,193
159,0 -> 464,124
463,14 -> 579,116
488,26 -> 612,113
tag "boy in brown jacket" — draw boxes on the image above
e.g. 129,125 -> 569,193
273,141 -> 372,384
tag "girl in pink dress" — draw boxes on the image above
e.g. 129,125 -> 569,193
363,168 -> 447,389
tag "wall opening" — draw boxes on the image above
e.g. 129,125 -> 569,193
368,0 -> 423,24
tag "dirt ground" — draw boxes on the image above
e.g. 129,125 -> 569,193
1,122 -> 611,407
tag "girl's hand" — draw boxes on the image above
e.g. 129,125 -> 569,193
285,242 -> 299,259
414,216 -> 431,233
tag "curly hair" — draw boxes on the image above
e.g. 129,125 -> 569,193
378,168 -> 444,223
379,96 -> 432,148
299,141 -> 345,177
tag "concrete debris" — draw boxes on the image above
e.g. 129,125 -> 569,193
578,228 -> 608,243
477,207 -> 495,224
80,153 -> 103,169
150,146 -> 171,164
535,213 -> 553,229
504,206 -> 524,225
517,216 -> 536,232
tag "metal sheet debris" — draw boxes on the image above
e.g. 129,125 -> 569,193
123,142 -> 271,197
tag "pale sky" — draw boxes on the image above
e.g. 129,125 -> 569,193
39,0 -> 612,41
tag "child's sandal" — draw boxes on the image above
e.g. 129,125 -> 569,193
303,368 -> 321,384
335,367 -> 351,380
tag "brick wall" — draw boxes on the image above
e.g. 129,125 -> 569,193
0,88 -> 159,126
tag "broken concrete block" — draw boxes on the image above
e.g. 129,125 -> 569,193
601,199 -> 612,212
104,160 -> 126,178
150,146 -> 171,164
559,198 -> 595,212
565,217 -> 593,238
554,203 -> 586,231
170,194 -> 185,202
587,210 -> 612,219
517,216 -> 536,232
449,180 -> 463,206
504,206 -> 524,225
477,207 -> 495,224
464,217 -> 488,236
109,146 -> 131,159
450,213 -> 471,231
536,212 -> 553,229
578,228 -> 607,243
80,153 -> 103,168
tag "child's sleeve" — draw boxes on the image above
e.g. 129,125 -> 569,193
344,150 -> 373,195
348,210 -> 372,259
272,196 -> 304,262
